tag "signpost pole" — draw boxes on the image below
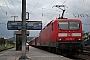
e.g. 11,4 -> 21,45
19,0 -> 29,60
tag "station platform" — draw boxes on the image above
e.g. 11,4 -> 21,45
0,46 -> 73,60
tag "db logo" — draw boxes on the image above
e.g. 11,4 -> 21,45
68,33 -> 72,36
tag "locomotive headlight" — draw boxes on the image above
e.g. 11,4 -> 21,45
59,38 -> 62,41
78,38 -> 81,40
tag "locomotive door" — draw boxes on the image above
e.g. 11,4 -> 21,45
48,26 -> 51,47
47,29 -> 50,46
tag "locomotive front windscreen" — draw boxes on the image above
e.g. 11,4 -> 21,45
58,22 -> 80,30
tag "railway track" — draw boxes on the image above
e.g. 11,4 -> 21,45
66,52 -> 90,60
73,45 -> 90,60
75,54 -> 90,60
62,45 -> 90,60
33,45 -> 90,60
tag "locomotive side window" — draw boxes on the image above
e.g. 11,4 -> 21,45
52,23 -> 54,31
69,22 -> 80,29
58,22 -> 68,29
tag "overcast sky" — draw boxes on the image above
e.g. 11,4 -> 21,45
0,0 -> 90,38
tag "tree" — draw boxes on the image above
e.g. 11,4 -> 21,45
0,38 -> 6,45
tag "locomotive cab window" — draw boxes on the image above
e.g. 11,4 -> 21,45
58,22 -> 68,29
69,22 -> 80,29
58,22 -> 80,30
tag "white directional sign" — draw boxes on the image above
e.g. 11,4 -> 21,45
7,21 -> 22,30
26,21 -> 42,30
7,21 -> 42,30
26,12 -> 29,20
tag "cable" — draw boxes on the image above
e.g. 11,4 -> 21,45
16,0 -> 60,13
62,0 -> 67,4
28,0 -> 33,5
45,0 -> 56,15
0,19 -> 6,25
72,0 -> 90,18
7,0 -> 15,15
0,4 -> 9,19
4,0 -> 13,15
30,0 -> 41,13
49,0 -> 56,7
66,0 -> 83,13
16,0 -> 60,20
0,5 -> 6,13
26,0 -> 33,11
82,0 -> 90,14
49,0 -> 68,19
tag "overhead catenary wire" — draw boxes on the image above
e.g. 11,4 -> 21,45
0,5 -> 6,13
49,0 -> 56,7
57,0 -> 90,19
16,0 -> 90,19
45,0 -> 56,19
16,0 -> 61,13
62,0 -> 67,4
15,0 -> 61,21
27,0 -> 57,19
49,0 -> 68,19
7,0 -> 15,15
4,0 -> 14,15
66,0 -> 85,15
28,0 -> 33,6
0,19 -> 6,25
79,0 -> 90,26
26,0 -> 33,12
72,0 -> 90,18
30,0 -> 41,13
82,0 -> 90,14
42,0 -> 57,27
0,3 -> 9,19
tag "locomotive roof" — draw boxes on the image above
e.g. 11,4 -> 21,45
54,18 -> 82,22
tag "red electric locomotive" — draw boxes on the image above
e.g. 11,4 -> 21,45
37,18 -> 83,55
30,5 -> 83,56
29,37 -> 38,46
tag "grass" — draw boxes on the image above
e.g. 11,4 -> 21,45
0,44 -> 15,51
0,45 -> 5,51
